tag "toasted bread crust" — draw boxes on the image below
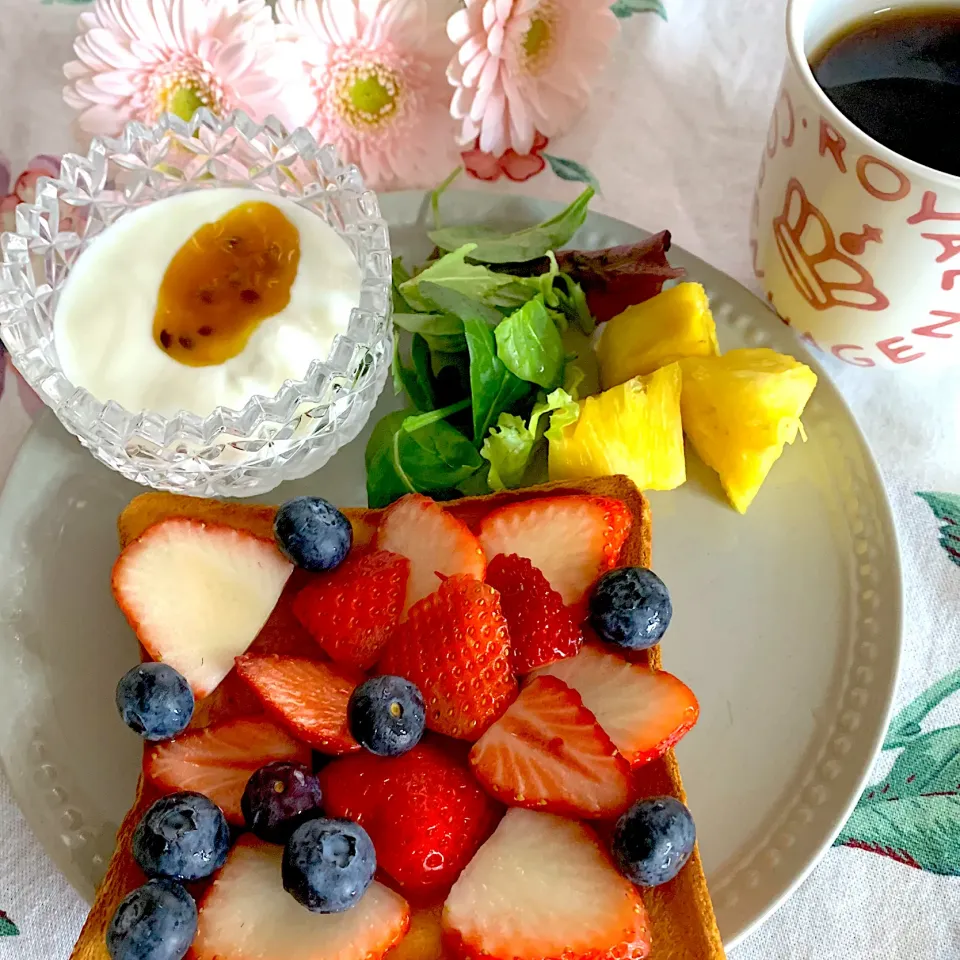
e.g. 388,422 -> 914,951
71,477 -> 724,960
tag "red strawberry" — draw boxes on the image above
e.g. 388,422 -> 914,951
379,575 -> 516,740
477,496 -> 632,607
320,740 -> 502,899
533,644 -> 699,765
375,495 -> 486,615
112,518 -> 293,698
250,569 -> 323,659
234,654 -> 362,754
192,834 -> 410,960
293,551 -> 410,671
144,717 -> 309,824
485,553 -> 582,674
443,809 -> 652,960
469,676 -> 630,819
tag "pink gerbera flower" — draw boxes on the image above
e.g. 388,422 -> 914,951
448,0 -> 618,157
275,0 -> 461,191
63,0 -> 312,137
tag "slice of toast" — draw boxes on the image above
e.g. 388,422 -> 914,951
71,477 -> 725,960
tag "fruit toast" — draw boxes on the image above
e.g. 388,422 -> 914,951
71,476 -> 724,960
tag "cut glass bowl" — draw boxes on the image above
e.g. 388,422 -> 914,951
0,109 -> 392,498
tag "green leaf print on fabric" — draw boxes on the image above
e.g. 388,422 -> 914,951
836,666 -> 960,873
610,0 -> 668,20
917,491 -> 960,566
0,910 -> 18,936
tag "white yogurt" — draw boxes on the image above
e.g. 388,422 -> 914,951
53,188 -> 362,417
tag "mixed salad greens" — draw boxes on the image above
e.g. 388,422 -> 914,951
364,183 -> 683,508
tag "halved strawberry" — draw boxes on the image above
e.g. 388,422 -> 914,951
234,654 -> 362,754
375,495 -> 486,614
477,497 -> 632,607
192,835 -> 410,960
143,717 -> 309,824
485,553 -> 582,674
379,576 -> 516,740
112,518 -> 293,698
533,644 -> 699,765
469,676 -> 630,819
320,740 -> 503,900
293,550 -> 409,671
250,569 -> 323,659
443,809 -> 652,960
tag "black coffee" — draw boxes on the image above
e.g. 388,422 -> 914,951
810,6 -> 960,175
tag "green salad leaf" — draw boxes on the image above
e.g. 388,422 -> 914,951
393,311 -> 466,353
494,297 -> 565,389
428,187 -> 594,264
480,389 -> 580,490
392,258 -> 412,313
417,282 -> 504,328
464,317 -> 532,445
365,400 -> 482,508
392,335 -> 434,411
399,244 -> 514,311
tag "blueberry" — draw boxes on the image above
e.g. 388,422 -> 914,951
133,792 -> 230,882
241,761 -> 324,844
611,796 -> 696,887
274,497 -> 352,573
348,676 -> 425,757
116,663 -> 194,742
282,818 -> 376,913
105,878 -> 197,960
588,567 -> 672,650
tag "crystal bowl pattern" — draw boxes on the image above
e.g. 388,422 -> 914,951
0,110 -> 393,498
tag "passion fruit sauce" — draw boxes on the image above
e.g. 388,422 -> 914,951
153,201 -> 301,367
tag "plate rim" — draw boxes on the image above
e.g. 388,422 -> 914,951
0,188 -> 904,950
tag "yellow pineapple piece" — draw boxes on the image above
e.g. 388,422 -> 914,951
597,282 -> 719,390
549,363 -> 685,491
680,348 -> 817,513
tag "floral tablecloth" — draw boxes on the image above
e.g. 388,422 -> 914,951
4,1 -> 960,957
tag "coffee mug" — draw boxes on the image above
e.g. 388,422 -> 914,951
752,0 -> 960,369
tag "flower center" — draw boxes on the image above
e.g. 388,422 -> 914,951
335,63 -> 401,129
521,3 -> 557,74
148,58 -> 226,124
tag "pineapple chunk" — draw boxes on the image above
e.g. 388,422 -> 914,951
597,282 -> 719,390
680,348 -> 817,513
549,364 -> 685,491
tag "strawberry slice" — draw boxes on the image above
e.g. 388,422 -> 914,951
533,644 -> 699,764
112,518 -> 293,698
485,553 -> 582,674
320,740 -> 503,899
192,835 -> 410,960
477,497 -> 632,607
443,808 -> 652,960
293,550 -> 410,671
234,654 -> 362,754
144,717 -> 309,824
469,676 -> 630,819
375,495 -> 486,614
379,575 -> 516,740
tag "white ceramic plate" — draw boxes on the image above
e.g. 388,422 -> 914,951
0,191 -> 901,950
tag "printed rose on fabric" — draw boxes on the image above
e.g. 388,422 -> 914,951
0,153 -> 51,418
0,153 -> 61,232
462,132 -> 550,182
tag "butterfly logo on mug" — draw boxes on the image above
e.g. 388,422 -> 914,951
773,178 -> 890,312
